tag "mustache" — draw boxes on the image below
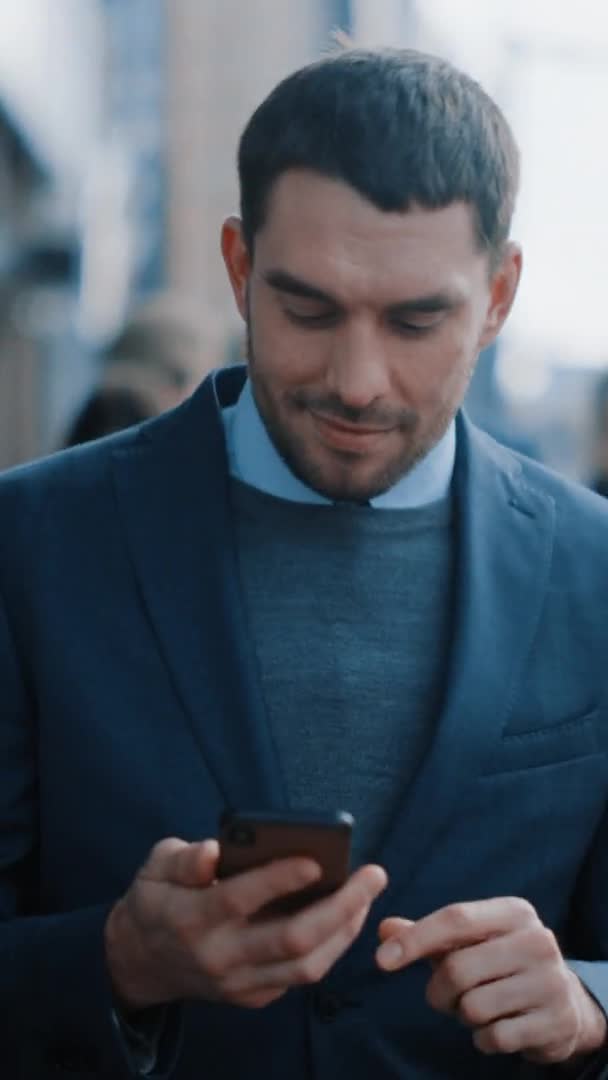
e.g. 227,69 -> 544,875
290,391 -> 417,431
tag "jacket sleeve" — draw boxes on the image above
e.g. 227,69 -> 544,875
0,591 -> 181,1077
557,793 -> 608,1080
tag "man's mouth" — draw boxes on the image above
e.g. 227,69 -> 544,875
310,411 -> 394,451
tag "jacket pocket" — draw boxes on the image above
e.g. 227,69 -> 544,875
480,709 -> 601,777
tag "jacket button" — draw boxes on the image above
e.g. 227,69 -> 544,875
313,989 -> 343,1022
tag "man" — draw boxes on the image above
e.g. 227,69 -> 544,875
1,48 -> 607,1080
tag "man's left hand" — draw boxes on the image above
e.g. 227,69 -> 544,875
375,897 -> 607,1064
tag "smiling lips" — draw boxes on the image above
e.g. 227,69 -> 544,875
311,411 -> 394,451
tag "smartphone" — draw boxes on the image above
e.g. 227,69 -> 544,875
217,808 -> 354,916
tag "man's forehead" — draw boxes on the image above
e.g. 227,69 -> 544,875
257,172 -> 484,289
263,169 -> 477,238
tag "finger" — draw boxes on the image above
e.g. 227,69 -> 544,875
209,856 -> 323,923
425,932 -> 532,1014
378,918 -> 414,941
171,840 -> 220,887
242,864 -> 384,967
452,971 -> 553,1028
473,1009 -> 574,1061
212,864 -> 387,972
268,864 -> 386,960
139,838 -> 220,887
222,892 -> 373,995
376,897 -> 538,970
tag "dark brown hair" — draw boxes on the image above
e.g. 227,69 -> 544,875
238,48 -> 519,264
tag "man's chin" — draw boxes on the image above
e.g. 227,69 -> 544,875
297,464 -> 406,504
274,433 -> 425,502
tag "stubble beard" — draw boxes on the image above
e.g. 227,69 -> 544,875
245,316 -> 462,502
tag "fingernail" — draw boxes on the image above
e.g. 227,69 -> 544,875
377,940 -> 404,970
375,867 -> 389,892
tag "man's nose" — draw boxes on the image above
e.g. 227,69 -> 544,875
325,320 -> 391,409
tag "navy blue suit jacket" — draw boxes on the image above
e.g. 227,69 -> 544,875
1,365 -> 608,1079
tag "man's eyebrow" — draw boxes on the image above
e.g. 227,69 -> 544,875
263,270 -> 338,305
263,271 -> 463,314
387,291 -> 462,315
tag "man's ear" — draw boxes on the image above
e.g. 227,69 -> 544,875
221,216 -> 251,321
477,242 -> 523,350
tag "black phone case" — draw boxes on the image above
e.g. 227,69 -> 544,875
217,810 -> 354,916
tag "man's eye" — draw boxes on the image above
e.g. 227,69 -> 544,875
283,305 -> 337,327
390,315 -> 443,335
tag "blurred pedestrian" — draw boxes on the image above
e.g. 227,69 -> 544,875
62,384 -> 155,447
61,291 -> 207,446
99,291 -> 203,413
589,372 -> 608,496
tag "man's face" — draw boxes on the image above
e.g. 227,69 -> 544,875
223,170 -> 520,502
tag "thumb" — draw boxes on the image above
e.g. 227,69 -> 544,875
378,916 -> 415,941
143,837 -> 220,888
376,917 -> 416,972
378,916 -> 443,972
169,839 -> 220,887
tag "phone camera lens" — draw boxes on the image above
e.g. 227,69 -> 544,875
229,825 -> 256,846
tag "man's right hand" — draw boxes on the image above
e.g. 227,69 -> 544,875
105,837 -> 387,1012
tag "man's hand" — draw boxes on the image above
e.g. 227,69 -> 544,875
375,897 -> 607,1065
105,837 -> 387,1012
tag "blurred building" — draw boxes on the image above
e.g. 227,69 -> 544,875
0,0 -> 432,468
164,0 -> 421,369
0,0 -> 101,467
164,0 -> 357,367
0,0 -> 364,468
0,109 -> 59,468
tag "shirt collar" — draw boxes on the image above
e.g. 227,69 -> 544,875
222,377 -> 455,508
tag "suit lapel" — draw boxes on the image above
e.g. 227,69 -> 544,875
111,366 -> 288,812
353,415 -> 557,942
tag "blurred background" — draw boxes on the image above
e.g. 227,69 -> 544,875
1,0 -> 607,490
